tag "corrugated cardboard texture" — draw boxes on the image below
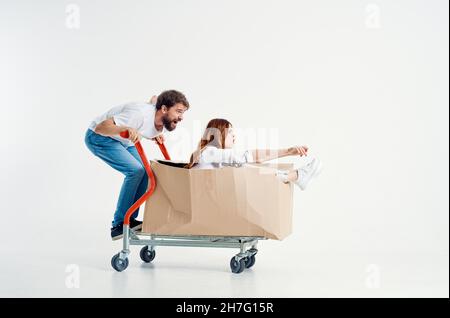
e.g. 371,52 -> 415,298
142,160 -> 294,240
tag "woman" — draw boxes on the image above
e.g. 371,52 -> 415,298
186,119 -> 321,190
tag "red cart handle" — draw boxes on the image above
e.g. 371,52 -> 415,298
119,130 -> 171,226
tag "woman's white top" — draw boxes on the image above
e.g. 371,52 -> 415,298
194,146 -> 254,169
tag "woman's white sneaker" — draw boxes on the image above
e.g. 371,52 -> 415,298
294,157 -> 322,190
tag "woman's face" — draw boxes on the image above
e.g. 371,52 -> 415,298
224,127 -> 236,149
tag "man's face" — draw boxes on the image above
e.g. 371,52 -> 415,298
162,103 -> 188,131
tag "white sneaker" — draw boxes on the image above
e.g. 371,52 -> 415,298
294,157 -> 322,190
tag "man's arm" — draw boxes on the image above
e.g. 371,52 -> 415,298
94,118 -> 125,136
94,118 -> 141,143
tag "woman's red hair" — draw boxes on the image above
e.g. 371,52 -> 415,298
186,118 -> 232,169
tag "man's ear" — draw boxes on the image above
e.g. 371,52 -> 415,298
161,105 -> 168,113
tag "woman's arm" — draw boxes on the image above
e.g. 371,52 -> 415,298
251,146 -> 308,163
200,146 -> 308,166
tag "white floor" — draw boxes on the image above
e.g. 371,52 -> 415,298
0,229 -> 447,298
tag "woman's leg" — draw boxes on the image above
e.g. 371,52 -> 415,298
276,157 -> 322,190
275,170 -> 294,183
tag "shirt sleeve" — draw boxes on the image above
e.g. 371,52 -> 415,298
112,105 -> 144,130
201,147 -> 254,165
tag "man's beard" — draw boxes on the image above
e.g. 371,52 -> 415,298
162,115 -> 177,131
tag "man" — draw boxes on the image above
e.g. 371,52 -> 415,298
84,90 -> 189,240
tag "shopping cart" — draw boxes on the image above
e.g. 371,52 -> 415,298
111,131 -> 264,274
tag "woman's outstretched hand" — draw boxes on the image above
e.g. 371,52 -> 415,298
288,145 -> 308,156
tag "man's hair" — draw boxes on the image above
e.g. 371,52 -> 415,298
156,90 -> 190,110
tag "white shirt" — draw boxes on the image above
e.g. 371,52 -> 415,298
194,146 -> 254,169
89,102 -> 165,147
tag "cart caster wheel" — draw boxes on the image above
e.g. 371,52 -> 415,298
111,253 -> 129,272
140,246 -> 156,263
230,257 -> 245,274
244,255 -> 256,269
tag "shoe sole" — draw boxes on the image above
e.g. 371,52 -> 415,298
312,160 -> 323,179
295,159 -> 322,190
111,224 -> 142,241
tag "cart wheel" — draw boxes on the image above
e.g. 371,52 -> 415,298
140,246 -> 156,263
244,255 -> 256,269
230,257 -> 245,274
111,253 -> 129,272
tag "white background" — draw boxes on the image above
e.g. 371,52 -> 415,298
0,0 -> 448,297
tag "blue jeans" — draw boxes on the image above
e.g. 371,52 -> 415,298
84,129 -> 149,227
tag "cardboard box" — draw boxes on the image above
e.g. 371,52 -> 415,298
142,160 -> 294,240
